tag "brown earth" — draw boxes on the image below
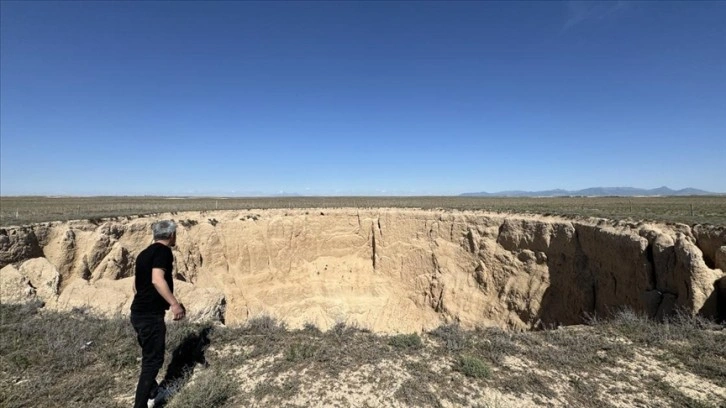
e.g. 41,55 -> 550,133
1,209 -> 724,332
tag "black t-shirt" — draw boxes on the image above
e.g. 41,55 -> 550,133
131,242 -> 174,314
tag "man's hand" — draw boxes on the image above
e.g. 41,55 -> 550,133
171,303 -> 186,321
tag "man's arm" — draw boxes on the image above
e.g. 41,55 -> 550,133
151,268 -> 185,320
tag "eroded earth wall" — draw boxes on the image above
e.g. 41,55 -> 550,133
1,209 -> 724,332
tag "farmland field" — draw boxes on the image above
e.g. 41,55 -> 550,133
1,195 -> 725,227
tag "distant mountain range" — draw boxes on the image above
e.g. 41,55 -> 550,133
460,186 -> 719,197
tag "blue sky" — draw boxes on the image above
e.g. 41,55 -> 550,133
1,1 -> 724,196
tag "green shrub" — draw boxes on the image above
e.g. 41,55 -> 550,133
430,323 -> 467,351
166,369 -> 238,408
455,355 -> 490,379
244,315 -> 286,334
302,322 -> 321,334
388,333 -> 423,349
179,219 -> 198,228
285,342 -> 317,362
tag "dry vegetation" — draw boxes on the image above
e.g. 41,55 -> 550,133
1,195 -> 726,227
1,303 -> 724,408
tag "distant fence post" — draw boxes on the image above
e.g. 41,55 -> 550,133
690,203 -> 694,217
16,208 -> 19,219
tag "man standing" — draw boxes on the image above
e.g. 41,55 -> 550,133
131,220 -> 185,408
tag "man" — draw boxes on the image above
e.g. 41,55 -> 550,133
131,220 -> 185,408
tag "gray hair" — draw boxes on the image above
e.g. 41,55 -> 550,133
152,220 -> 177,240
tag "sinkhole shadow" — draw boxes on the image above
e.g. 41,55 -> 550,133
154,326 -> 213,407
701,276 -> 726,324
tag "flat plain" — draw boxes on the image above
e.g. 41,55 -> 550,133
2,195 -> 726,226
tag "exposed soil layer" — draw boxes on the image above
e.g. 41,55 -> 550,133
1,209 -> 724,332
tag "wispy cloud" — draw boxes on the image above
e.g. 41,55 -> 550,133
563,1 -> 630,31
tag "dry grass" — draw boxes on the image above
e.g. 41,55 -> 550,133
388,333 -> 423,350
454,355 -> 491,379
0,302 -> 137,408
2,195 -> 726,226
165,368 -> 238,408
593,309 -> 726,387
1,303 -> 724,407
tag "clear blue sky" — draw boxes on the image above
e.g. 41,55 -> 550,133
1,1 -> 724,196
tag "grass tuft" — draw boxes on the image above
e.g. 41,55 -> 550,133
285,342 -> 317,362
388,333 -> 423,349
165,368 -> 238,408
430,323 -> 468,351
244,315 -> 286,334
455,355 -> 491,379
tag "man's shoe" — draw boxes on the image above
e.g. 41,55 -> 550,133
150,387 -> 171,406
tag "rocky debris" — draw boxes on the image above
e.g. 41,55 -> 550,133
693,225 -> 726,269
18,258 -> 61,300
174,243 -> 203,283
100,222 -> 125,240
92,246 -> 133,281
648,233 -> 676,291
496,219 -> 553,253
56,278 -> 133,316
175,281 -> 226,323
32,223 -> 53,247
48,229 -> 78,281
85,234 -> 113,275
516,250 -> 537,263
0,258 -> 60,304
0,265 -> 38,303
55,277 -> 226,323
671,236 -> 722,315
0,227 -> 43,268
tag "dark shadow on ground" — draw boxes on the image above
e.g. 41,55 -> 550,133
154,326 -> 213,407
701,276 -> 726,323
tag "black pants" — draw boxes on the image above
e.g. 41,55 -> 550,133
131,312 -> 166,408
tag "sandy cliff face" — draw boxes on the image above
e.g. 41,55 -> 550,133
1,209 -> 724,332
